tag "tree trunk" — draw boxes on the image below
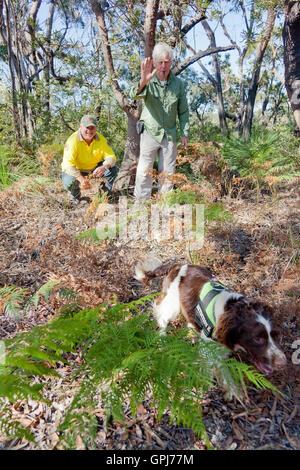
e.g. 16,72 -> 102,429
201,20 -> 228,135
144,0 -> 159,58
219,2 -> 254,136
114,0 -> 160,190
41,0 -> 55,116
0,0 -> 43,139
113,112 -> 141,191
89,0 -> 140,190
2,0 -> 22,139
283,1 -> 300,131
241,6 -> 277,141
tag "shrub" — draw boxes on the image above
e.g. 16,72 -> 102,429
222,128 -> 300,188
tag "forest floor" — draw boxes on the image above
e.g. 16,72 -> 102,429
0,143 -> 299,450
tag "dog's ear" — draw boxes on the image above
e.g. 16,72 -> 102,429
225,322 -> 243,350
214,315 -> 242,350
249,301 -> 274,319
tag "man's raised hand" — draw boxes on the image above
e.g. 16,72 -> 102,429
139,57 -> 156,92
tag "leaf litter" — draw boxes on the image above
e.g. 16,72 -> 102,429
0,145 -> 299,450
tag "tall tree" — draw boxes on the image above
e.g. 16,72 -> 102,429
176,1 -> 280,141
218,0 -> 279,140
89,0 -> 234,189
187,19 -> 229,135
240,4 -> 278,141
0,0 -> 85,140
0,0 -> 40,139
88,0 -> 142,190
283,0 -> 300,133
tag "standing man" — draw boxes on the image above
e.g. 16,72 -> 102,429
129,43 -> 189,202
61,114 -> 118,205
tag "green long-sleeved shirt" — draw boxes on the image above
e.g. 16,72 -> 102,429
128,72 -> 190,143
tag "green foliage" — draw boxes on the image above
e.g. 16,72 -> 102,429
159,188 -> 203,206
0,295 -> 280,448
190,118 -> 225,143
0,281 -> 83,321
75,227 -> 117,243
159,189 -> 232,225
222,128 -> 300,187
205,202 -> 233,224
0,286 -> 29,319
0,45 -> 8,61
0,144 -> 41,189
26,280 -> 61,312
0,146 -> 13,188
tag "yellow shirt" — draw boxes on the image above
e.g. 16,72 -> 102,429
61,130 -> 116,175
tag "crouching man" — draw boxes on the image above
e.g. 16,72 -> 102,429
61,114 -> 118,205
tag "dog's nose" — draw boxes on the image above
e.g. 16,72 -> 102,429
273,352 -> 287,369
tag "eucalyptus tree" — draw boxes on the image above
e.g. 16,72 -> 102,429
0,0 -> 98,141
0,0 -> 43,139
283,0 -> 300,134
184,0 -> 282,141
259,28 -> 286,127
88,0 -> 235,189
239,2 -> 279,140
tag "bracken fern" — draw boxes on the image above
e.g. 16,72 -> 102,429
0,295 -> 281,449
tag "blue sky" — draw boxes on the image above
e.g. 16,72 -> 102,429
37,1 -> 243,76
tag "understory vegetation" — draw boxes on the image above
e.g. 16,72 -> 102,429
0,0 -> 299,451
0,121 -> 299,449
0,292 -> 279,449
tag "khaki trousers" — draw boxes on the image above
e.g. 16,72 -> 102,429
134,131 -> 178,202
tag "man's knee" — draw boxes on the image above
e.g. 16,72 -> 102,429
101,165 -> 119,192
62,172 -> 80,198
106,165 -> 118,178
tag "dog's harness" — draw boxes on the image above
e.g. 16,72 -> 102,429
194,281 -> 227,338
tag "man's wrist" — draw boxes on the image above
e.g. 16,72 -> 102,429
138,80 -> 146,93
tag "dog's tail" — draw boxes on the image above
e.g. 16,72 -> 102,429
135,257 -> 178,284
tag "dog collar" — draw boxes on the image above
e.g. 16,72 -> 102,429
195,281 -> 227,338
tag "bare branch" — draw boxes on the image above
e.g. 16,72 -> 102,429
172,45 -> 235,75
181,13 -> 206,37
270,37 -> 284,85
220,14 -> 240,54
239,0 -> 249,32
184,41 -> 217,86
89,0 -> 135,116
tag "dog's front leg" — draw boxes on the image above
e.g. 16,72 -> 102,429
153,295 -> 181,336
199,335 -> 247,403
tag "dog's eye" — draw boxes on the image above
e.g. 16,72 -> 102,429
252,336 -> 265,346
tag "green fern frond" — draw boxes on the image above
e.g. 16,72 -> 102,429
75,228 -> 99,243
0,375 -> 44,402
4,356 -> 59,377
58,286 -> 79,301
0,286 -> 29,318
24,280 -> 62,313
0,295 -> 282,448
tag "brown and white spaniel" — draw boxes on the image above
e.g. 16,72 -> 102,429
135,259 -> 287,375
